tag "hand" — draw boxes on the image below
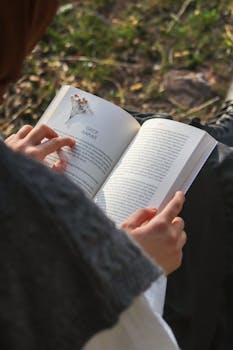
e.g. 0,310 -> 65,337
121,192 -> 187,275
5,124 -> 76,171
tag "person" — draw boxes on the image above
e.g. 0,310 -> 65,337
0,137 -> 185,350
1,1 -> 233,349
0,1 -> 186,349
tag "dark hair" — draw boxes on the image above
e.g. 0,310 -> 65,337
0,0 -> 58,102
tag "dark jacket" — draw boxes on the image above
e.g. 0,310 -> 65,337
164,143 -> 233,350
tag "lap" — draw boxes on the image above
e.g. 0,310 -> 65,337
164,143 -> 233,350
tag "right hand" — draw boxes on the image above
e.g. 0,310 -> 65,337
121,192 -> 187,275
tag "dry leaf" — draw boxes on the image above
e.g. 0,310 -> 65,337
130,82 -> 143,92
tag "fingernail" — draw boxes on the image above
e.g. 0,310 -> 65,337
59,159 -> 66,165
176,191 -> 185,198
147,207 -> 157,212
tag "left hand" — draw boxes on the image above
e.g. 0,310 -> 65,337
5,124 -> 76,171
121,192 -> 186,275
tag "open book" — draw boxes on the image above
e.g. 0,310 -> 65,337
39,85 -> 217,227
39,85 -> 217,341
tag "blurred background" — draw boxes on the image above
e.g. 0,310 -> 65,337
0,0 -> 233,136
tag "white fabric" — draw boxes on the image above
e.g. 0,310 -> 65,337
145,274 -> 167,315
83,293 -> 179,350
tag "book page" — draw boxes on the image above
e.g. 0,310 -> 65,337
39,86 -> 140,198
95,118 -> 216,226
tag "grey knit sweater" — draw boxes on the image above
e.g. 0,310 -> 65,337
0,141 -> 161,350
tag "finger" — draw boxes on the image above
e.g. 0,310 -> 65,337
121,207 -> 157,231
178,230 -> 187,248
25,124 -> 58,144
4,134 -> 16,143
57,148 -> 69,163
34,136 -> 76,160
52,159 -> 67,172
159,192 -> 185,223
172,217 -> 185,232
17,125 -> 33,139
166,231 -> 186,275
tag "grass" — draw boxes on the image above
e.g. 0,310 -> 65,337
1,0 -> 233,136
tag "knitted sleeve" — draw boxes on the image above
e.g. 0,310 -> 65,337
0,142 -> 161,350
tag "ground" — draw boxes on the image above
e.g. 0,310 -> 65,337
0,0 -> 233,136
